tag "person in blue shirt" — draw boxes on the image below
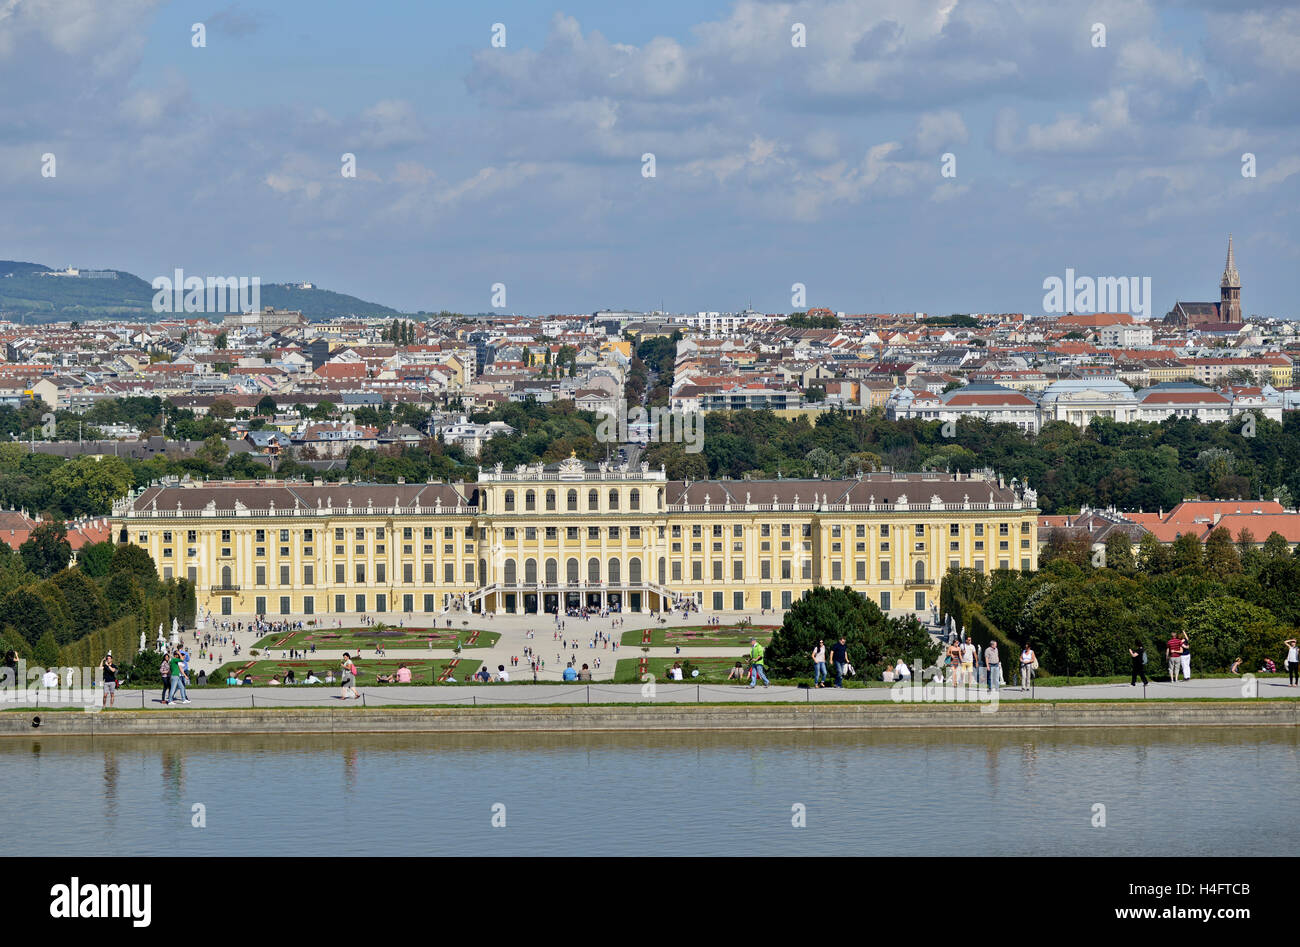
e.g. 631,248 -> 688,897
562,663 -> 578,682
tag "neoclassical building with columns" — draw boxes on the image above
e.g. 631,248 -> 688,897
113,457 -> 1039,619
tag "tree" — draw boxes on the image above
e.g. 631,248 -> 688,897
0,587 -> 58,645
109,543 -> 159,593
208,398 -> 236,420
47,455 -> 134,515
215,332 -> 228,349
197,434 -> 229,466
50,568 -> 109,638
103,571 -> 145,621
1170,532 -> 1204,573
1182,596 -> 1283,672
1136,533 -> 1172,575
77,540 -> 114,578
31,630 -> 59,668
19,522 -> 71,579
765,586 -> 937,680
1103,532 -> 1135,575
1261,531 -> 1290,561
1204,526 -> 1241,578
255,395 -> 278,417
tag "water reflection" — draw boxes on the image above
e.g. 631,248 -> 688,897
0,728 -> 1293,857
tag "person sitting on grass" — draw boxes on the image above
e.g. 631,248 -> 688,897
226,672 -> 239,685
243,674 -> 253,686
375,671 -> 397,684
562,663 -> 578,682
727,662 -> 746,681
578,663 -> 592,681
268,674 -> 281,685
1230,657 -> 1243,674
303,670 -> 322,684
396,663 -> 412,684
284,669 -> 296,685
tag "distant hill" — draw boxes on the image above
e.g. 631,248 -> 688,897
0,262 -> 398,322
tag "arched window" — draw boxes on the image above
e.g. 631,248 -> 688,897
545,490 -> 556,511
566,558 -> 579,583
628,557 -> 641,584
545,558 -> 558,584
504,559 -> 517,584
658,557 -> 666,585
504,490 -> 515,511
221,565 -> 232,588
478,559 -> 487,585
657,488 -> 664,510
588,489 -> 599,511
608,489 -> 619,510
916,560 -> 925,582
608,558 -> 621,584
525,558 -> 537,584
588,557 -> 601,583
567,489 -> 578,512
629,488 -> 640,511
525,490 -> 536,511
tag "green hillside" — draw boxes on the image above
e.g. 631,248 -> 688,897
0,262 -> 397,321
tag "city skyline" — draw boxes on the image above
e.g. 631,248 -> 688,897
2,1 -> 1298,317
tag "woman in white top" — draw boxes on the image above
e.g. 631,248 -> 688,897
1020,644 -> 1036,691
1286,638 -> 1299,687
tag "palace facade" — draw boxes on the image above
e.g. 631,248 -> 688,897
112,458 -> 1039,619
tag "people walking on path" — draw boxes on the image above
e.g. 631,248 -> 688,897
1020,643 -> 1036,691
748,638 -> 769,688
165,650 -> 190,704
340,653 -> 360,700
1165,633 -> 1184,683
1180,632 -> 1192,681
984,640 -> 1001,690
160,653 -> 171,704
1130,643 -> 1149,686
1285,638 -> 1299,687
830,635 -> 849,688
811,640 -> 827,688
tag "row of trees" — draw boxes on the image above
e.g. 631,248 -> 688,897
940,526 -> 1300,677
0,524 -> 194,669
641,408 -> 1297,513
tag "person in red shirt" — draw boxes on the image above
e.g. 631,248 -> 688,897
1166,635 -> 1184,684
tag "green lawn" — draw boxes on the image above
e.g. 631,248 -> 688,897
210,657 -> 481,686
618,624 -> 779,648
251,626 -> 500,652
612,656 -> 755,683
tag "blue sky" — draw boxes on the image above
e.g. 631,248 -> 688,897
2,0 -> 1297,317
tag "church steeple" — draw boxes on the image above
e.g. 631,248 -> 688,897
1220,234 -> 1242,323
1221,234 -> 1240,289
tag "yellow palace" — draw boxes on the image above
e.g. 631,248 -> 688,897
113,457 -> 1038,619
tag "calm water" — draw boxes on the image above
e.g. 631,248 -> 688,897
3,729 -> 1296,856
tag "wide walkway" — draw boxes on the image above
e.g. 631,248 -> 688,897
25,676 -> 1298,711
185,607 -> 785,681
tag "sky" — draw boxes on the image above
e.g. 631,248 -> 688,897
2,0 -> 1298,318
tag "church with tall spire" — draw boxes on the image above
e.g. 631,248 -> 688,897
1164,235 -> 1244,328
1220,234 -> 1241,323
